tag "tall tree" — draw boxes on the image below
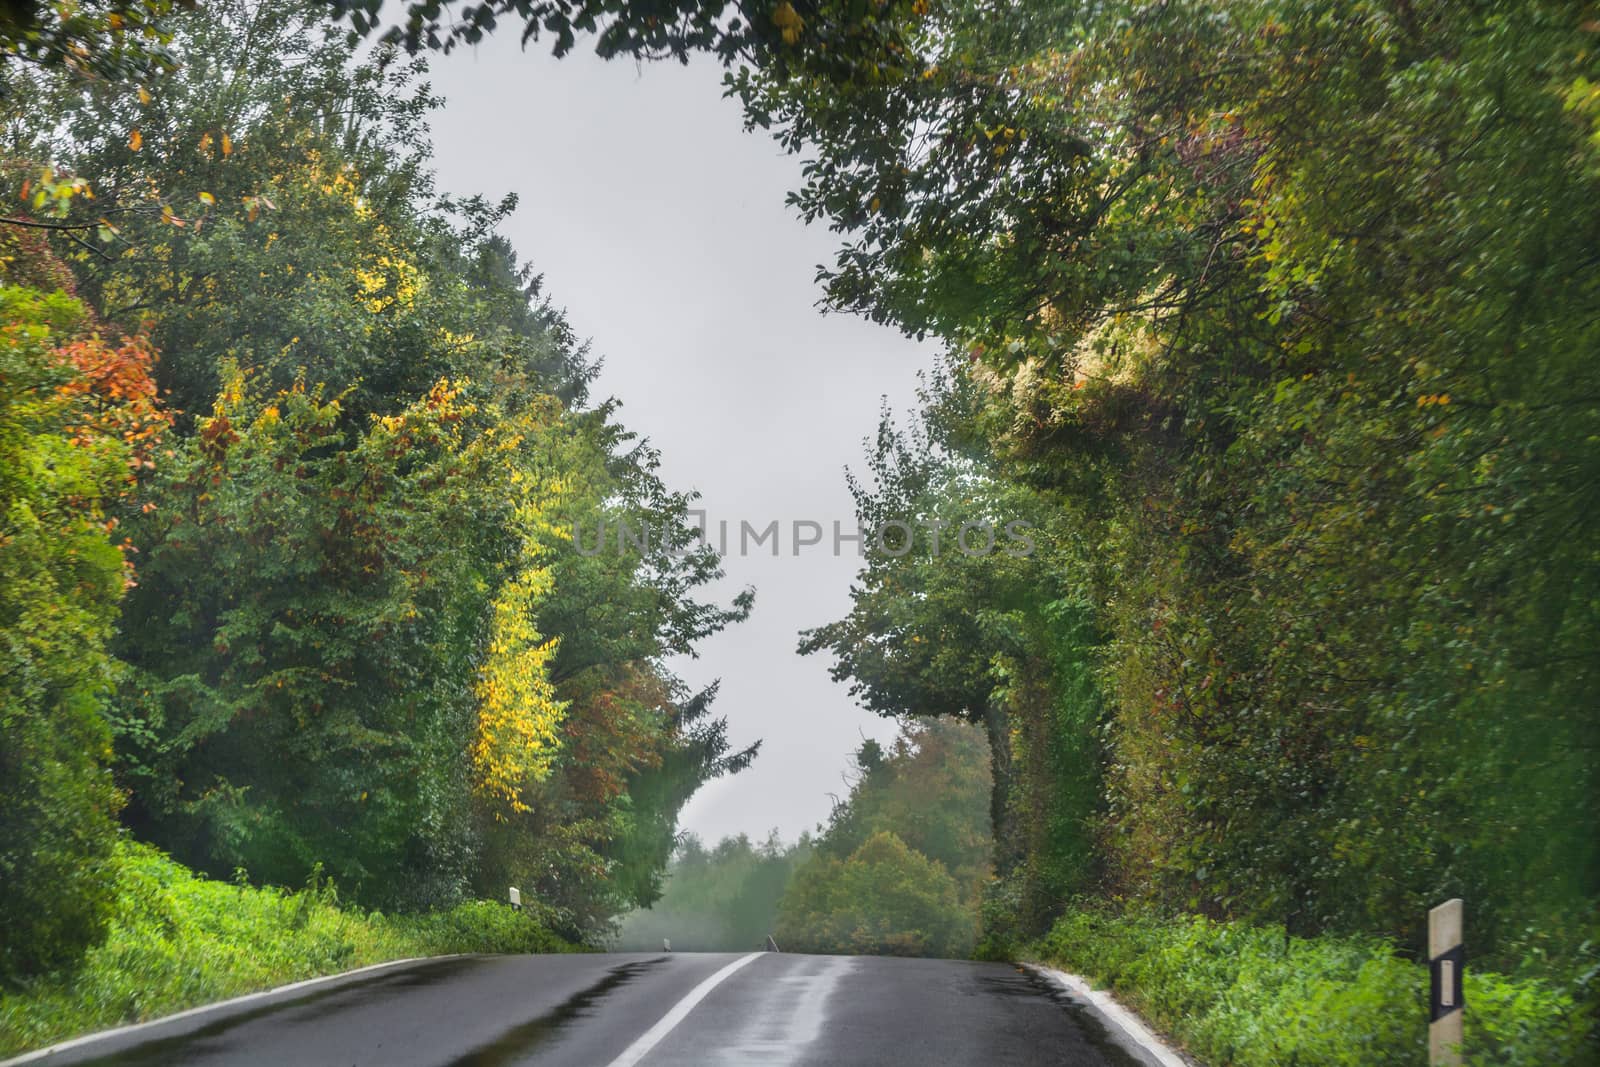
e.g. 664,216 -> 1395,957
0,261 -> 167,981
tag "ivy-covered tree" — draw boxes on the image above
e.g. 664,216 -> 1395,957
778,0 -> 1600,966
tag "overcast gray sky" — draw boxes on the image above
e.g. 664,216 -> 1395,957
426,42 -> 936,844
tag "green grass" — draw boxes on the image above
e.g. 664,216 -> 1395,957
0,841 -> 576,1058
1030,905 -> 1593,1067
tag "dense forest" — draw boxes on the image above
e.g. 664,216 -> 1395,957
771,0 -> 1600,980
3,0 -> 1598,1060
1,2 -> 757,985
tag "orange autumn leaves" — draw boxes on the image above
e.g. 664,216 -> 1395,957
0,279 -> 173,587
55,330 -> 170,480
52,318 -> 171,589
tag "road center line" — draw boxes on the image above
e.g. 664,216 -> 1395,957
605,953 -> 764,1067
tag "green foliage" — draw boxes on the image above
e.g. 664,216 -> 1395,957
0,286 -> 129,984
1034,905 -> 1593,1066
801,379 -> 1104,934
813,719 -> 991,897
775,830 -> 975,958
472,407 -> 756,929
772,721 -> 990,958
112,372 -> 520,908
19,3 -> 452,418
783,0 -> 1600,981
615,831 -> 810,952
0,840 -> 574,1059
0,2 -> 177,89
1,0 -> 756,971
517,403 -> 755,926
325,0 -> 921,77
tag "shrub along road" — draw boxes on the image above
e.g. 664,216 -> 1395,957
10,952 -> 1165,1067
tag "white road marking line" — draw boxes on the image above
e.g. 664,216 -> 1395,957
1029,965 -> 1190,1067
711,954 -> 852,1064
0,955 -> 462,1067
605,952 -> 764,1067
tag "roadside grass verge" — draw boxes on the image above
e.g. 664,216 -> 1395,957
0,841 -> 576,1059
1031,905 -> 1593,1066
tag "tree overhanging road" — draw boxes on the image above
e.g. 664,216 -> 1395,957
17,953 -> 1160,1067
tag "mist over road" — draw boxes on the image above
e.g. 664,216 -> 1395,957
25,953 -> 1159,1067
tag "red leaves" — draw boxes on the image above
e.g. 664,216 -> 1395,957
197,413 -> 239,459
561,666 -> 668,806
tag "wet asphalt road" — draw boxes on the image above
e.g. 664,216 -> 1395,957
26,953 -> 1157,1067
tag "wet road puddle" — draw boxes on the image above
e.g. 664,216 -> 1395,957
442,957 -> 667,1067
978,967 -> 1152,1067
66,957 -> 488,1066
702,955 -> 854,1064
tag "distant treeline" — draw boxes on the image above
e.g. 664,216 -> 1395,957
620,720 -> 991,957
614,833 -> 811,954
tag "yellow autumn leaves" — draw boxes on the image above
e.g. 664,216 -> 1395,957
353,254 -> 422,314
360,381 -> 573,818
470,418 -> 573,818
773,2 -> 804,45
472,552 -> 565,816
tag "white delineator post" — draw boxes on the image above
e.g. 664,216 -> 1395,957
1429,898 -> 1464,1066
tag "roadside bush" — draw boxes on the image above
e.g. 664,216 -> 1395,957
402,899 -> 573,957
1033,906 -> 1589,1066
0,842 -> 576,1058
775,831 -> 975,958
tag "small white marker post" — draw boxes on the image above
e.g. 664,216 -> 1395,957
507,886 -> 521,911
1429,899 -> 1464,1066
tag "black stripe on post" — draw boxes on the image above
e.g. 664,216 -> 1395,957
1429,944 -> 1465,1022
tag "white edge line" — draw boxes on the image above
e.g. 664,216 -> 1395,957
1027,964 -> 1191,1067
0,954 -> 464,1066
605,952 -> 764,1067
